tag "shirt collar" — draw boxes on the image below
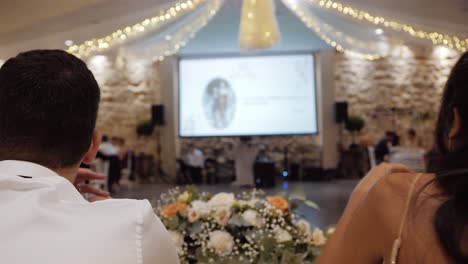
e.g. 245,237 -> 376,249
0,160 -> 87,202
0,160 -> 60,178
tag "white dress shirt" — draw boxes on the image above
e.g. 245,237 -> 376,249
0,160 -> 179,264
99,142 -> 118,156
184,149 -> 205,168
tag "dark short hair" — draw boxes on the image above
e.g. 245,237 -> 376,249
0,50 -> 100,168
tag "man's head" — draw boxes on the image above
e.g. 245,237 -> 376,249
0,50 -> 101,169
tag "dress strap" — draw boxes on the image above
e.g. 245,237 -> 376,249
389,173 -> 423,264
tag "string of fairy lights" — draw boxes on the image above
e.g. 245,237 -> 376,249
320,18 -> 375,50
1,0 -> 463,62
306,0 -> 468,53
284,0 -> 384,60
67,0 -> 207,58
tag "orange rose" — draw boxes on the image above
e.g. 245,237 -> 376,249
267,196 -> 289,212
162,202 -> 187,218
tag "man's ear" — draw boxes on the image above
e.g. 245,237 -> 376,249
82,130 -> 101,165
449,108 -> 462,140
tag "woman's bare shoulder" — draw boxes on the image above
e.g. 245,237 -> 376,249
348,171 -> 437,222
371,172 -> 437,200
360,172 -> 441,228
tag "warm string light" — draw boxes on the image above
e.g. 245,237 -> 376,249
321,20 -> 374,50
285,2 -> 383,60
67,0 -> 206,58
306,0 -> 468,52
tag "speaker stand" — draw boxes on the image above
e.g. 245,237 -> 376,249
154,126 -> 170,183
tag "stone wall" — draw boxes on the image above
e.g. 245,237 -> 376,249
335,46 -> 460,147
90,46 -> 461,175
86,54 -> 161,156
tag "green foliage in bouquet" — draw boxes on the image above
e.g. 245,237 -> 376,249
154,186 -> 335,264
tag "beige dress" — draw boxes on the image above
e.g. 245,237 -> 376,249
387,173 -> 423,264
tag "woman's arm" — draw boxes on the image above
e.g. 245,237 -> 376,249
317,163 -> 411,264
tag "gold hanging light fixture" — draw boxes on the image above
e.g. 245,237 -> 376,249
239,0 -> 281,50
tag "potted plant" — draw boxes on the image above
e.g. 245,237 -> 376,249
136,120 -> 154,137
345,116 -> 365,144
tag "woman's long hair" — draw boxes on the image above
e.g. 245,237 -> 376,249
430,52 -> 468,262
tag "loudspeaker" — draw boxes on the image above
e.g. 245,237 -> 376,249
335,102 -> 348,123
152,105 -> 165,126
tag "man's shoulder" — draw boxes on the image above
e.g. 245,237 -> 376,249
83,198 -> 151,213
74,199 -> 154,225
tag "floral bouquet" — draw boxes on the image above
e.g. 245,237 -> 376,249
154,186 -> 334,264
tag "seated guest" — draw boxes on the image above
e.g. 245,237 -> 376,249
317,52 -> 468,263
256,146 -> 272,162
183,144 -> 205,183
0,50 -> 179,264
374,131 -> 394,164
404,128 -> 423,148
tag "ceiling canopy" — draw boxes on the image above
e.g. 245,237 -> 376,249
0,0 -> 466,59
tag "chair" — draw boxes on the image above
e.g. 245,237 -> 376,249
368,146 -> 377,169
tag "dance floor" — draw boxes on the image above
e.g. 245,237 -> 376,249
115,179 -> 359,228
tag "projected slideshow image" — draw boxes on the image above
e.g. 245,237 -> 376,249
179,53 -> 317,137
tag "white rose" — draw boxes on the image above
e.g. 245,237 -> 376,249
177,191 -> 191,203
326,227 -> 336,236
296,220 -> 311,236
309,228 -> 327,246
242,209 -> 260,227
208,193 -> 235,209
274,228 -> 292,243
187,208 -> 200,223
213,207 -> 232,226
207,230 -> 235,256
169,231 -> 184,254
191,200 -> 211,217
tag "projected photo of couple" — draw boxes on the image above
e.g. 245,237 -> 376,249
203,78 -> 236,130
